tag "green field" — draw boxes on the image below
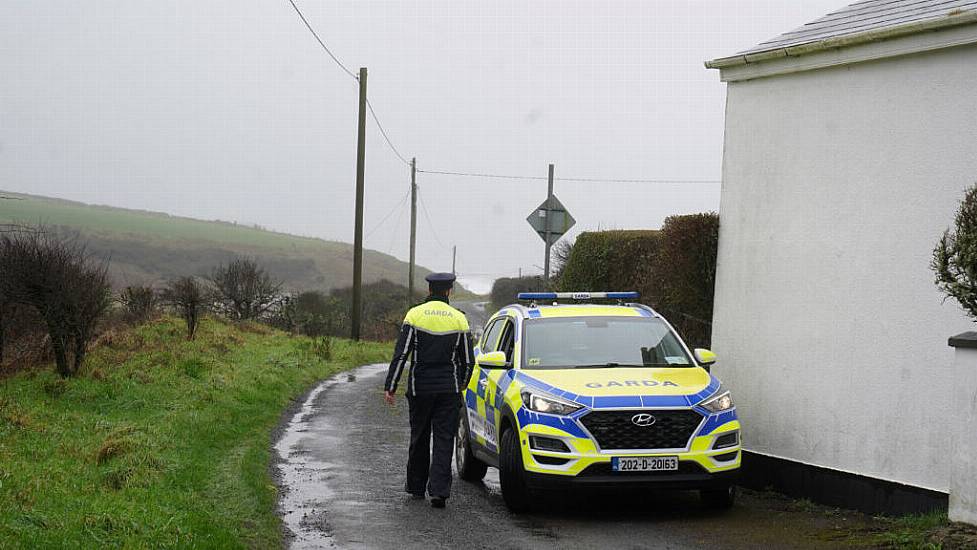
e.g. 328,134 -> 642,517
0,317 -> 389,548
0,191 -> 434,292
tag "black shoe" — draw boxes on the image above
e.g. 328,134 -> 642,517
408,492 -> 425,500
431,497 -> 446,509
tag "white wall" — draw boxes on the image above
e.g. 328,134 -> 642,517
713,42 -> 977,492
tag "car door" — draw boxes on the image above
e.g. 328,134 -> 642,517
479,316 -> 516,454
466,317 -> 506,452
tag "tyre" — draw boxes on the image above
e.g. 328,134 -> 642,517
499,427 -> 533,513
700,484 -> 736,509
456,404 -> 488,482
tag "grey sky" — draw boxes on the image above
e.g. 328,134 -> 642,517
0,0 -> 840,293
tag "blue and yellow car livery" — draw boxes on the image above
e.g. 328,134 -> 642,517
454,292 -> 741,512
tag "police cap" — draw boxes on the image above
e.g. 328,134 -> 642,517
425,272 -> 456,291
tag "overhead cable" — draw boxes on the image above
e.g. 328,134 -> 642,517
417,169 -> 719,184
417,189 -> 447,249
365,189 -> 410,239
286,0 -> 359,81
366,99 -> 410,165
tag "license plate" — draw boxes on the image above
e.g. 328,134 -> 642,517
612,456 -> 679,472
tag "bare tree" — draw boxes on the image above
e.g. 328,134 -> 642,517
551,239 -> 574,281
162,277 -> 205,340
210,258 -> 283,320
0,230 -> 111,377
118,285 -> 158,323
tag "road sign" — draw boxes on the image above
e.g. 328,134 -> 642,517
527,195 -> 575,246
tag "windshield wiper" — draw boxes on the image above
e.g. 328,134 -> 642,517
574,362 -> 647,369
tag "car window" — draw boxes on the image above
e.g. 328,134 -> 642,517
522,316 -> 693,369
497,319 -> 515,364
481,318 -> 504,353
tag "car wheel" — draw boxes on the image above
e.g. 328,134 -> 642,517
499,427 -> 533,513
700,484 -> 736,509
456,404 -> 488,482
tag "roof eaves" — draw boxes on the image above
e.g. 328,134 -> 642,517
705,9 -> 977,69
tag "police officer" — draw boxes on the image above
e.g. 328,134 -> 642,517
384,272 -> 474,509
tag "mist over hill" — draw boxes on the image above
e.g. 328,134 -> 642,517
0,191 -> 443,293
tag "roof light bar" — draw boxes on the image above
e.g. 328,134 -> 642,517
516,291 -> 639,301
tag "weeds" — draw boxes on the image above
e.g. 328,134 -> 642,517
308,335 -> 333,361
875,510 -> 949,549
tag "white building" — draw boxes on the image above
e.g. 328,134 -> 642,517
707,1 -> 977,515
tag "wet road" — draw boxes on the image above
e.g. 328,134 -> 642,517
275,364 -> 874,550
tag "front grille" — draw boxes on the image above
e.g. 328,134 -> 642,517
580,409 -> 703,450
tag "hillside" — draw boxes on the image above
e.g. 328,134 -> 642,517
0,191 -> 435,292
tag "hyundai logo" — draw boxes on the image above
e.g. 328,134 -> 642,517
631,413 -> 657,427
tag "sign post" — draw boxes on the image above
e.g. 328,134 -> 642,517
526,166 -> 575,285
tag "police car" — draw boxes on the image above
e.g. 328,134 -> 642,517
455,292 -> 740,512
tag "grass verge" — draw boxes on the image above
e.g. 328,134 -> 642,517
0,316 -> 388,548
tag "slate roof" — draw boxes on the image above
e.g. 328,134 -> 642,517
739,0 -> 977,56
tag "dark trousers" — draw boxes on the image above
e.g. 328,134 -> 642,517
406,392 -> 460,498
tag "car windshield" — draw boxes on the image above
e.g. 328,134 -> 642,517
522,316 -> 693,369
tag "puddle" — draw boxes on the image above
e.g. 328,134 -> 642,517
275,364 -> 387,550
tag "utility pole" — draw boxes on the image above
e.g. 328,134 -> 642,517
543,163 -> 554,285
408,157 -> 417,305
351,67 -> 368,341
452,245 -> 457,275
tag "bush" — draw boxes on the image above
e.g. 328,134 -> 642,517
118,286 -> 159,324
558,230 -> 663,305
933,183 -> 977,320
0,301 -> 48,370
555,214 -> 720,348
328,280 -> 411,341
656,213 -> 720,347
278,291 -> 337,337
161,277 -> 206,340
210,258 -> 283,321
0,230 -> 112,377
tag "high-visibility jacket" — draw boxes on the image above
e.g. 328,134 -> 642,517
385,297 -> 474,396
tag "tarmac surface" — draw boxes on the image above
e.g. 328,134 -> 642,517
274,362 -> 885,550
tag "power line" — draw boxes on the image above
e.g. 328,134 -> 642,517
365,188 -> 410,239
366,98 -> 409,165
417,169 -> 719,184
286,2 -> 716,187
384,194 -> 409,255
560,176 -> 721,184
417,169 -> 547,181
417,189 -> 447,249
286,0 -> 358,81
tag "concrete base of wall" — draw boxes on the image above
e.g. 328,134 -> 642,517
740,451 -> 948,516
949,333 -> 977,525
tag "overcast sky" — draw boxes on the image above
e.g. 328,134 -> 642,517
0,0 -> 841,293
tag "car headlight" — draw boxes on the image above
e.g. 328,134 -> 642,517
699,386 -> 734,413
520,390 -> 582,415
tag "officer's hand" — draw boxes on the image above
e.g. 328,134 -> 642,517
384,391 -> 396,406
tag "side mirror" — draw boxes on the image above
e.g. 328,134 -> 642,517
476,351 -> 508,369
694,348 -> 717,366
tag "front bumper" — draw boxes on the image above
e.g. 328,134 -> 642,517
516,406 -> 743,485
524,461 -> 740,492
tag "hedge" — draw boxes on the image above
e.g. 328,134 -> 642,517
556,213 -> 719,348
